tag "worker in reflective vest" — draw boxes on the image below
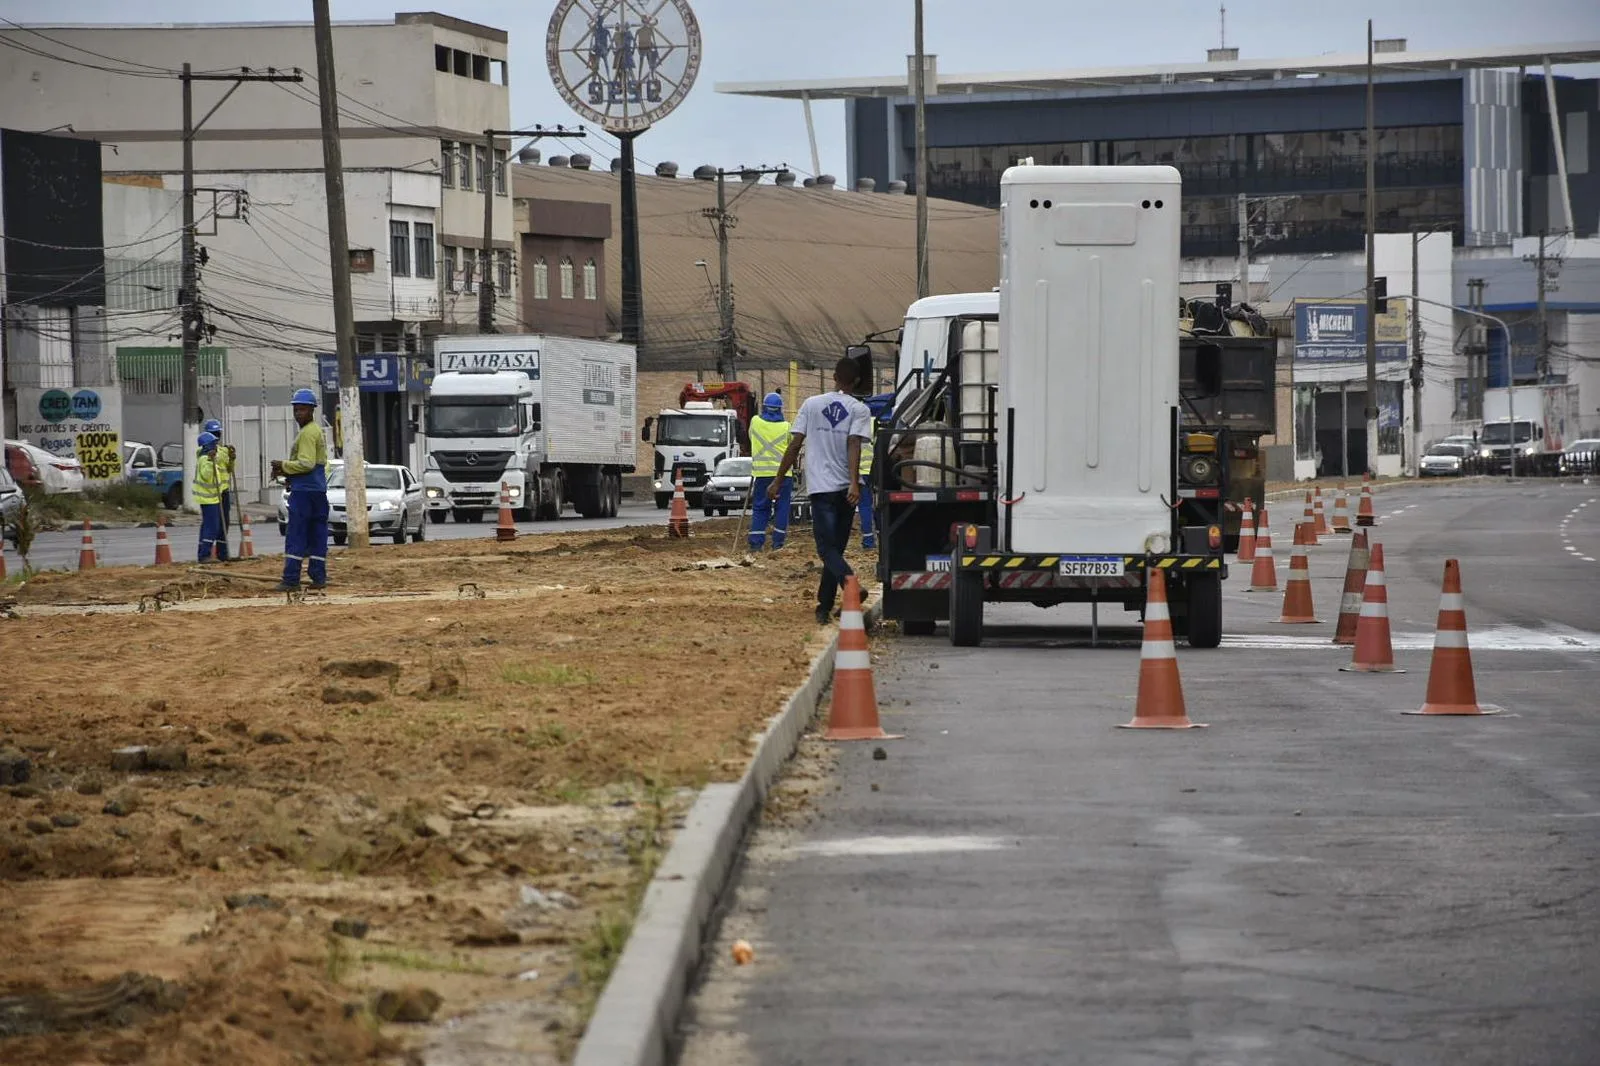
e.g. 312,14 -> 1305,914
747,391 -> 793,550
271,388 -> 330,591
194,432 -> 227,563
856,418 -> 876,550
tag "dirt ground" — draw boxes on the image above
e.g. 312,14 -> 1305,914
0,518 -> 869,1065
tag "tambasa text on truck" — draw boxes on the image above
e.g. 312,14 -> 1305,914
422,335 -> 636,522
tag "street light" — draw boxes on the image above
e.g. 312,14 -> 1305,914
1407,294 -> 1519,478
693,258 -> 731,377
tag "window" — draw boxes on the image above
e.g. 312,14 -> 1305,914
559,257 -> 574,299
583,258 -> 597,300
453,49 -> 469,77
494,149 -> 507,195
497,249 -> 511,293
440,140 -> 455,187
435,44 -> 450,72
461,249 -> 476,293
414,222 -> 435,279
476,146 -> 488,192
490,58 -> 508,85
532,257 -> 549,300
458,144 -> 472,191
472,54 -> 489,82
389,220 -> 411,277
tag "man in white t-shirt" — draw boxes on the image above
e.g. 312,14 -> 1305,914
771,356 -> 874,624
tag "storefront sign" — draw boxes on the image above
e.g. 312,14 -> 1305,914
1293,300 -> 1409,364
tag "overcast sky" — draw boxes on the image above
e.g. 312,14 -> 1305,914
4,0 -> 1598,177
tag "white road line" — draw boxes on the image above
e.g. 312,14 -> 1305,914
1224,625 -> 1600,652
789,835 -> 1012,858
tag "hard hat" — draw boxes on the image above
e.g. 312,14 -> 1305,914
762,392 -> 783,410
197,432 -> 218,450
291,387 -> 318,407
203,418 -> 223,435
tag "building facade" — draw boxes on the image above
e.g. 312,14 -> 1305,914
514,197 -> 611,339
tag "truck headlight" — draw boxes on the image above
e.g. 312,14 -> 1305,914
507,485 -> 522,498
426,487 -> 442,499
1523,445 -> 1538,456
1480,448 -> 1493,458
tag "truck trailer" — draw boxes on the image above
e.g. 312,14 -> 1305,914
423,335 -> 635,522
873,165 -> 1228,647
1478,383 -> 1580,475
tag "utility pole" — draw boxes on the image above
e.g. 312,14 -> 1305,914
179,62 -> 302,509
1465,276 -> 1487,419
1236,192 -> 1250,300
913,0 -> 929,299
1535,229 -> 1549,381
702,166 -> 786,380
479,125 -> 584,332
1362,19 -> 1379,477
311,0 -> 369,547
1410,228 -> 1423,476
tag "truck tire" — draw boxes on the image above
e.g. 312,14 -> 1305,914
603,474 -> 620,518
948,570 -> 984,647
572,470 -> 604,518
537,473 -> 565,520
163,483 -> 182,510
1185,573 -> 1223,649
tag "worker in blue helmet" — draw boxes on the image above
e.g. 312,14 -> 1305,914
194,432 -> 227,563
202,417 -> 236,553
270,388 -> 329,590
746,391 -> 793,551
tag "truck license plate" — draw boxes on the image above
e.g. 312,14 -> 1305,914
1058,556 -> 1123,577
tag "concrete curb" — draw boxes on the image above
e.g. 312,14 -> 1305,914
571,596 -> 882,1066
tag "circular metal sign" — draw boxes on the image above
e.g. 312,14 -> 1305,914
546,0 -> 702,134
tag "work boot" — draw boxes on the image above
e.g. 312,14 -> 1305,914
814,605 -> 831,625
273,582 -> 301,593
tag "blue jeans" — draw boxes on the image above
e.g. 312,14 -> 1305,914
810,490 -> 856,614
748,475 -> 792,549
283,490 -> 329,587
856,475 -> 875,547
198,503 -> 226,562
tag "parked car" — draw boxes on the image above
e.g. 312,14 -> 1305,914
1420,441 -> 1471,477
123,441 -> 186,508
277,462 -> 425,546
701,456 -> 754,516
5,439 -> 86,494
1559,437 -> 1600,475
0,467 -> 25,547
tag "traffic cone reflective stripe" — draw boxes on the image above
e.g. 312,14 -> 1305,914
1276,531 -> 1319,623
78,520 -> 97,571
666,472 -> 690,538
1236,497 -> 1256,563
239,514 -> 256,558
1331,482 -> 1353,533
1313,486 -> 1330,535
1247,506 -> 1278,592
1119,568 -> 1205,729
1301,492 -> 1320,545
1405,559 -> 1499,716
824,577 -> 900,741
1356,474 -> 1376,527
1331,530 -> 1369,645
496,481 -> 517,543
1341,542 -> 1403,673
153,520 -> 174,566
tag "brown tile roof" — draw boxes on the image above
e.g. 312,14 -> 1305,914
511,165 -> 998,371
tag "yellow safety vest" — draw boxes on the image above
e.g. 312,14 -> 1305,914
749,416 -> 790,478
858,421 -> 875,477
194,453 -> 222,505
216,446 -> 234,492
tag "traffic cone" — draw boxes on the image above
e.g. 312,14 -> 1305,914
495,481 -> 517,543
1313,487 -> 1330,536
1247,506 -> 1278,592
666,471 -> 690,538
238,513 -> 256,559
1341,542 -> 1404,673
1331,530 -> 1369,645
153,519 -> 174,566
77,520 -> 97,570
1237,498 -> 1257,563
0,545 -> 7,581
823,576 -> 901,741
1331,482 -> 1353,533
1355,474 -> 1376,527
1405,560 -> 1499,716
1119,568 -> 1205,729
1301,492 -> 1320,545
1276,531 -> 1319,623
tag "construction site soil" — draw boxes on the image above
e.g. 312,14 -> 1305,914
0,520 -> 860,1065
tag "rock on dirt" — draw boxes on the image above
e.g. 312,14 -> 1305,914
50,813 -> 82,829
321,685 -> 382,706
0,749 -> 30,785
415,815 -> 453,840
321,659 -> 402,682
224,893 -> 284,913
102,789 -> 140,817
331,916 -> 370,939
0,971 -> 187,1038
370,986 -> 442,1024
108,744 -> 188,772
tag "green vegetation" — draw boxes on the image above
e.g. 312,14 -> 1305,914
501,662 -> 598,687
25,483 -> 164,526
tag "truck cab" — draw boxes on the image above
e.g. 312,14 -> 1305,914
642,400 -> 743,509
423,369 -> 542,522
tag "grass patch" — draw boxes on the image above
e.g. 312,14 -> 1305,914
359,948 -> 490,976
25,483 -> 165,526
501,663 -> 598,687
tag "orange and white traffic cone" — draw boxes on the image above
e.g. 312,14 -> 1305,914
495,481 -> 517,543
238,513 -> 256,558
1341,542 -> 1403,673
1331,530 -> 1369,645
1276,530 -> 1319,623
1119,568 -> 1205,729
1355,473 -> 1376,527
1331,482 -> 1353,533
666,472 -> 690,538
1313,486 -> 1330,536
1404,559 -> 1499,716
153,519 -> 174,566
1248,506 -> 1278,592
824,576 -> 901,741
1236,497 -> 1257,564
78,520 -> 97,571
1301,491 -> 1320,545
0,544 -> 7,581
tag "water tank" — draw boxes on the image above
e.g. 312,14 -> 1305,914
570,153 -> 592,170
802,177 -> 816,188
814,174 -> 836,190
887,180 -> 908,194
692,164 -> 717,181
775,170 -> 797,187
855,177 -> 876,193
740,168 -> 761,184
548,155 -> 570,168
609,157 -> 623,173
655,161 -> 679,178
516,146 -> 541,164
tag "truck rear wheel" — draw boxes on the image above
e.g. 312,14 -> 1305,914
1185,573 -> 1223,649
948,570 -> 984,647
163,483 -> 182,510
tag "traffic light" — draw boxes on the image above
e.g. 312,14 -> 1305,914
1374,276 -> 1389,315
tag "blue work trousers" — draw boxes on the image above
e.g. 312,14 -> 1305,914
282,490 -> 329,587
748,475 -> 792,549
856,476 -> 875,548
810,490 -> 856,615
198,503 -> 227,562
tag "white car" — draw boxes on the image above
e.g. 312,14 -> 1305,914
701,456 -> 754,516
1560,438 -> 1600,475
277,462 -> 426,545
5,439 -> 86,494
1420,442 -> 1469,477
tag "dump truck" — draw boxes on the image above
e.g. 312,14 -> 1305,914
872,165 -> 1228,647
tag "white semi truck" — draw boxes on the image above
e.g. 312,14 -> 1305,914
1478,383 -> 1580,475
423,335 -> 636,522
872,165 -> 1228,646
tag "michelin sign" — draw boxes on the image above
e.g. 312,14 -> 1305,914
1294,299 -> 1409,365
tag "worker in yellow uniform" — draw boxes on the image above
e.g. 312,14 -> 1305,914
747,391 -> 792,550
203,418 -> 235,556
271,388 -> 330,591
856,417 -> 876,549
194,432 -> 226,562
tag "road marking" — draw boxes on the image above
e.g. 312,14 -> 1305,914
1224,625 -> 1600,653
789,835 -> 1012,858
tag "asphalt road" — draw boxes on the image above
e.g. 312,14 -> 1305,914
676,479 -> 1600,1066
7,502 -> 667,571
